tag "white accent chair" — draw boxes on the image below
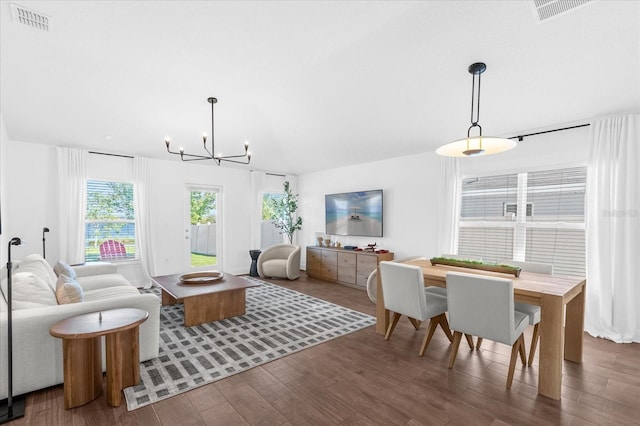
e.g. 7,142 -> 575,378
257,244 -> 301,280
378,261 -> 454,355
446,271 -> 529,389
497,259 -> 553,366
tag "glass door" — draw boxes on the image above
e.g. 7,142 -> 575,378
185,186 -> 221,271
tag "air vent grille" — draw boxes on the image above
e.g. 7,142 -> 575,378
10,3 -> 52,31
533,0 -> 592,22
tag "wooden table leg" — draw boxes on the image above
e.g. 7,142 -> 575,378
538,294 -> 564,400
62,337 -> 102,409
183,289 -> 246,326
564,284 -> 586,363
105,326 -> 140,407
161,289 -> 178,305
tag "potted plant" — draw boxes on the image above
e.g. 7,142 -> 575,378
270,181 -> 303,244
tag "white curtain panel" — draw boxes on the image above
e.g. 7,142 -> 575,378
249,170 -> 266,250
134,157 -> 154,288
585,114 -> 640,343
56,147 -> 87,264
285,174 -> 298,245
437,157 -> 461,256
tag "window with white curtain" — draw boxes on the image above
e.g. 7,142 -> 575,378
85,179 -> 136,262
261,192 -> 283,249
458,166 -> 586,276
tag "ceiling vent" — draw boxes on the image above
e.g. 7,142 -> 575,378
10,3 -> 52,31
532,0 -> 592,22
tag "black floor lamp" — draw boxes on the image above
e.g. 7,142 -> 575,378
42,227 -> 49,259
0,237 -> 25,424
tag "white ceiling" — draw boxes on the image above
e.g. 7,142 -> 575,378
1,1 -> 639,175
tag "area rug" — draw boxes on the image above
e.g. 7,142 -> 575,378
123,278 -> 375,410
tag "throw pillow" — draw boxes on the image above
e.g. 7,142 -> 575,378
11,271 -> 58,309
54,261 -> 77,280
55,275 -> 84,304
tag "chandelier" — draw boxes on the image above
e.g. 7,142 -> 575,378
436,62 -> 517,157
165,97 -> 251,165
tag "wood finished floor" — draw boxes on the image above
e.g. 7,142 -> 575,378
12,273 -> 640,425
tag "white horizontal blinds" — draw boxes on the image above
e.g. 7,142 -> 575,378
460,174 -> 518,221
85,180 -> 136,261
524,166 -> 586,276
260,221 -> 282,249
526,228 -> 585,276
525,167 -> 586,223
458,227 -> 514,263
458,174 -> 517,262
457,166 -> 586,275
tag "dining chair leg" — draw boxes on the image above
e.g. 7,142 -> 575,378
438,313 -> 454,343
527,323 -> 540,366
506,334 -> 525,389
476,337 -> 483,350
518,335 -> 527,365
448,331 -> 463,368
419,317 -> 440,356
464,333 -> 474,350
384,312 -> 402,341
407,317 -> 422,330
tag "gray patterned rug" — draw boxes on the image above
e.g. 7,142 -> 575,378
123,278 -> 375,410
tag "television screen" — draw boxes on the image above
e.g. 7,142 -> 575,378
325,190 -> 383,237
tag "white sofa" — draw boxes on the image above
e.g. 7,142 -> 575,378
0,254 -> 160,399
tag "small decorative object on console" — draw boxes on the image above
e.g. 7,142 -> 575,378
364,243 -> 377,252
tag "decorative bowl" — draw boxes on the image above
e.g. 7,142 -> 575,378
179,271 -> 224,285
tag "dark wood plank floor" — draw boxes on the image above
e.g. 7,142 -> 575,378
11,273 -> 640,425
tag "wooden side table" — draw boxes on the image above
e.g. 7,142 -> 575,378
49,308 -> 148,409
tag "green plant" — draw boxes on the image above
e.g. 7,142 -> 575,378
269,181 -> 303,244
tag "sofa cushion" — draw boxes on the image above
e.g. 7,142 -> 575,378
261,259 -> 288,278
54,261 -> 77,280
83,285 -> 141,302
56,275 -> 84,304
12,272 -> 58,309
76,273 -> 134,292
16,255 -> 58,291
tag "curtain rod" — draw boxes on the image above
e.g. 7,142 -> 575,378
509,123 -> 590,141
89,151 -> 134,159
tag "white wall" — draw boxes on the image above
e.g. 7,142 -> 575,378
298,151 -> 442,266
3,138 -> 58,263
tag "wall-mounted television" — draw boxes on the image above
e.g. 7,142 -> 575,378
325,189 -> 383,237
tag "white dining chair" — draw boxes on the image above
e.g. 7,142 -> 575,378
494,259 -> 553,366
366,256 -> 426,303
446,271 -> 528,389
379,261 -> 455,355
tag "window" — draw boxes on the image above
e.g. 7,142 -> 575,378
458,166 -> 586,276
261,192 -> 283,249
85,180 -> 136,262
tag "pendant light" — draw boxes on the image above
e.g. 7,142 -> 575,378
437,62 -> 516,157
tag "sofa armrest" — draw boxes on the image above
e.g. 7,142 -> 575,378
73,262 -> 117,277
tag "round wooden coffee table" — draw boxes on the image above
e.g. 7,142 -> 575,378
50,308 -> 148,409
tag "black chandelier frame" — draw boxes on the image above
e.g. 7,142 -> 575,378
165,97 -> 251,165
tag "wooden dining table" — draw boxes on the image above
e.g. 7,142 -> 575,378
375,259 -> 586,400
